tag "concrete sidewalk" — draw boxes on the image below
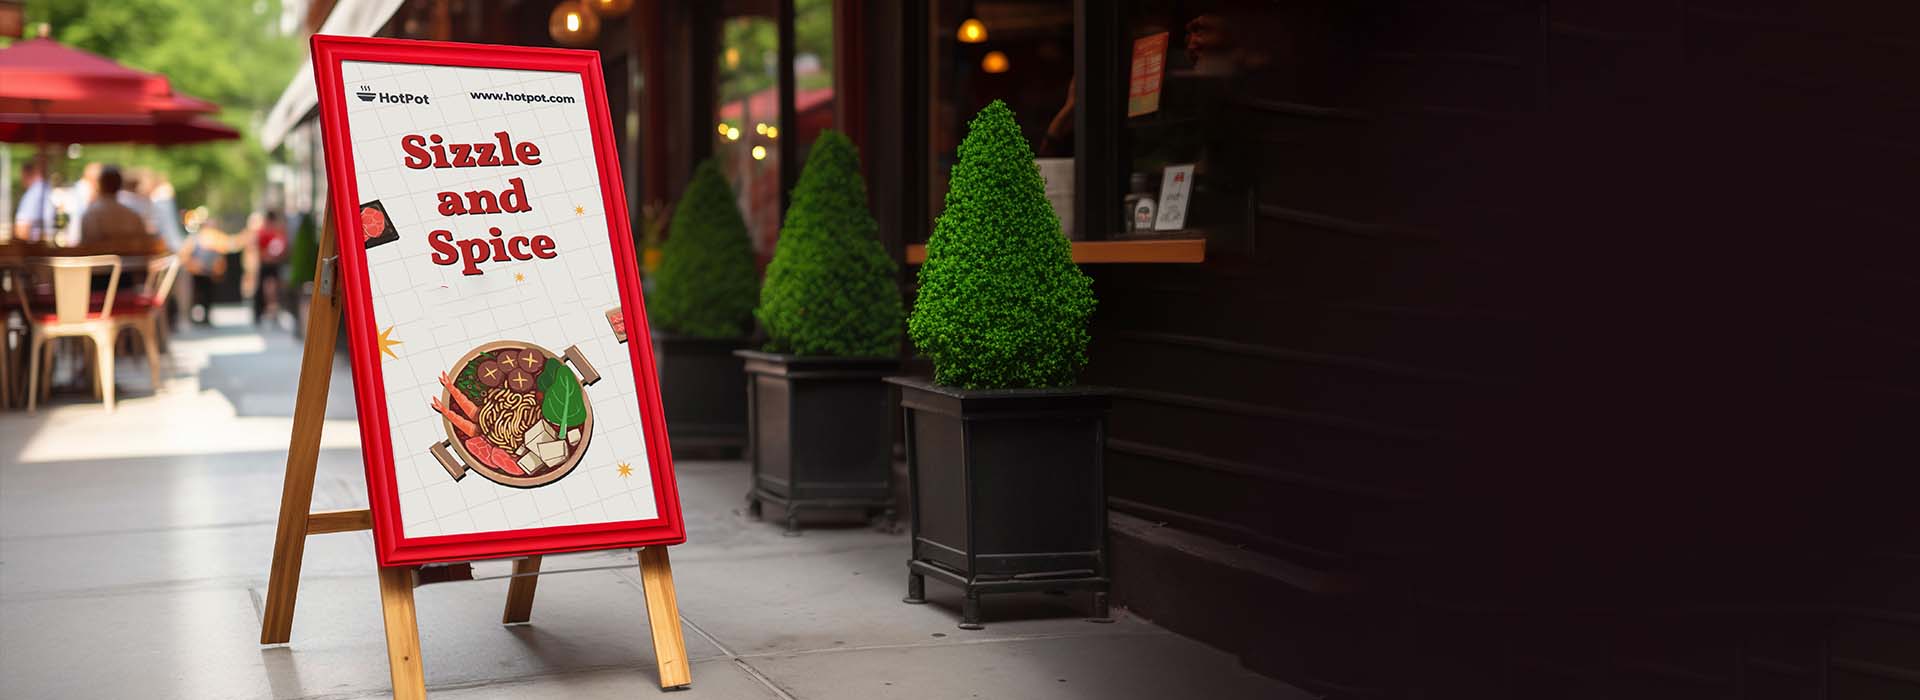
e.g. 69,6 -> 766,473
0,308 -> 1308,699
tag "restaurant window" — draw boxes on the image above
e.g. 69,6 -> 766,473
713,0 -> 836,264
716,9 -> 784,259
1111,0 -> 1290,244
927,0 -> 1076,240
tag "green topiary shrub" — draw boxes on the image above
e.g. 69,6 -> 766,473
908,100 -> 1096,389
756,130 -> 903,357
650,159 -> 759,338
288,207 -> 319,286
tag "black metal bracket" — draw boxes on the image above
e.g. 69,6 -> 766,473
316,255 -> 340,299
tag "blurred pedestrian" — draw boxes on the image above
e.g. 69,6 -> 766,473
243,210 -> 290,327
179,207 -> 231,325
10,157 -> 52,242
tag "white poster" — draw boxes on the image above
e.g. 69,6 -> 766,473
339,60 -> 658,539
1153,163 -> 1195,232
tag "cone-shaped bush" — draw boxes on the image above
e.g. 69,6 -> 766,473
908,100 -> 1095,389
651,159 -> 759,338
756,130 -> 903,357
288,208 -> 319,286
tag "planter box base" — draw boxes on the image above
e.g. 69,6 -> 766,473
887,376 -> 1113,631
904,559 -> 1111,629
740,351 -> 899,533
652,333 -> 750,458
745,486 -> 897,535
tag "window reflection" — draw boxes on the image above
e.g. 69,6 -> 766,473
1119,0 -> 1293,241
929,0 -> 1076,238
714,0 -> 836,264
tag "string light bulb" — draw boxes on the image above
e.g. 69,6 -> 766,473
751,146 -> 768,161
586,0 -> 632,17
548,1 -> 600,47
958,18 -> 988,44
981,50 -> 1010,74
726,126 -> 741,141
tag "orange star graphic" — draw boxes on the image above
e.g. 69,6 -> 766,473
617,462 -> 633,478
574,205 -> 585,215
376,326 -> 402,359
514,272 -> 525,282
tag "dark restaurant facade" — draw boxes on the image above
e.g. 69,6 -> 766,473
265,1 -> 1920,698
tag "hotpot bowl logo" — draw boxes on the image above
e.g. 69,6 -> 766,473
353,84 -> 430,105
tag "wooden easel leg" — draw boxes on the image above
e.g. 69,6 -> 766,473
378,566 -> 427,700
260,229 -> 342,645
638,547 -> 693,689
501,555 -> 543,624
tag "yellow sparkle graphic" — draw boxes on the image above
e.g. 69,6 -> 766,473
376,326 -> 402,359
514,272 -> 525,282
574,205 -> 585,215
617,462 -> 633,478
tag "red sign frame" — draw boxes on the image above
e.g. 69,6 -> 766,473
311,35 -> 684,566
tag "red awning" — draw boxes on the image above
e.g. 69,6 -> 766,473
0,38 -> 218,117
0,113 -> 239,144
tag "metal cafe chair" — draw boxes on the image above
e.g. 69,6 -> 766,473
15,255 -> 125,412
110,255 -> 180,392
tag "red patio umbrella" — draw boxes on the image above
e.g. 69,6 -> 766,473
0,113 -> 238,145
0,38 -> 218,117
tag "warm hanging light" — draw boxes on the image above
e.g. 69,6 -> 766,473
586,0 -> 632,17
726,126 -> 741,141
751,145 -> 768,161
548,1 -> 600,47
981,50 -> 1010,74
717,123 -> 732,136
957,18 -> 988,44
764,126 -> 778,139
754,122 -> 768,135
725,47 -> 741,69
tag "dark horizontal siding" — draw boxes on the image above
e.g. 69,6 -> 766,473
1085,0 -> 1920,697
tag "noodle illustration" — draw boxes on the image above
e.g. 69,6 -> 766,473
429,342 -> 595,488
478,387 -> 542,449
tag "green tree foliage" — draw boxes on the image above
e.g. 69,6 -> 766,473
651,160 -> 759,338
15,0 -> 304,216
908,101 -> 1095,389
756,131 -> 901,357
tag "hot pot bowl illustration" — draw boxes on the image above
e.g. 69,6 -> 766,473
429,340 -> 603,488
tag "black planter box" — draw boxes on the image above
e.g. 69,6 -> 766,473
886,376 -> 1112,629
651,332 -> 749,456
738,351 -> 899,532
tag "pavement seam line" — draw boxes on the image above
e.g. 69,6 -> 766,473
732,657 -> 802,700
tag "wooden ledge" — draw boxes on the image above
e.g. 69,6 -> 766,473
905,238 -> 1206,265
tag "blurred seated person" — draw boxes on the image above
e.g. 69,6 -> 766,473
116,167 -> 159,237
79,165 -> 164,255
11,157 -> 53,243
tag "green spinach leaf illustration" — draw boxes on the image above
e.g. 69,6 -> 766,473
538,358 -> 586,431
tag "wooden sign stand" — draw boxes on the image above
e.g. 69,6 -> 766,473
258,227 -> 691,699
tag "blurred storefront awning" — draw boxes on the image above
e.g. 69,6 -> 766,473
259,0 -> 406,150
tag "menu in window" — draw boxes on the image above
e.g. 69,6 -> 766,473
1128,32 -> 1169,118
